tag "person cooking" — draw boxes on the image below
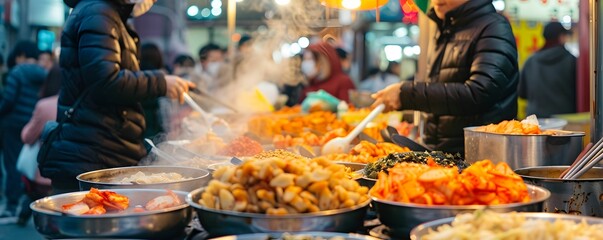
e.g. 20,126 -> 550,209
372,0 -> 519,153
39,0 -> 195,192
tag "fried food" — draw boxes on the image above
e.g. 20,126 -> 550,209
198,156 -> 370,214
314,141 -> 411,164
477,120 -> 556,135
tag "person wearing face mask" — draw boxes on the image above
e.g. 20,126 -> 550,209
372,0 -> 519,153
300,42 -> 356,102
198,43 -> 226,92
38,0 -> 195,193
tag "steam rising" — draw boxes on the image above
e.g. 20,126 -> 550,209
142,0 -> 329,167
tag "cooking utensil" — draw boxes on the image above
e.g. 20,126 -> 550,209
145,138 -> 179,163
391,134 -> 431,152
358,132 -> 378,144
464,127 -> 585,169
322,104 -> 385,155
371,184 -> 550,238
516,166 -> 603,216
187,187 -> 371,237
410,212 -> 603,239
230,157 -> 244,165
189,87 -> 239,113
380,126 -> 396,143
77,166 -> 210,192
563,137 -> 603,180
183,92 -> 216,126
210,232 -> 380,240
560,142 -> 594,178
31,189 -> 192,239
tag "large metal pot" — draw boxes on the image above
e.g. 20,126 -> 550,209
464,127 -> 584,169
515,166 -> 603,217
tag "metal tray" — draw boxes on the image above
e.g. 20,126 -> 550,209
77,166 -> 210,192
210,232 -> 380,240
31,189 -> 192,239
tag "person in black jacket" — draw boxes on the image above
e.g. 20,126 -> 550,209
519,22 -> 576,118
0,40 -> 46,221
39,0 -> 194,192
372,0 -> 519,153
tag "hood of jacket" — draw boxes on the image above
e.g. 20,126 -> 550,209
65,0 -> 129,8
306,42 -> 345,84
428,0 -> 496,29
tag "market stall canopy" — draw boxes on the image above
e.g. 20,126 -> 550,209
321,0 -> 388,10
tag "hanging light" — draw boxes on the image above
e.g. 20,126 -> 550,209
321,0 -> 387,10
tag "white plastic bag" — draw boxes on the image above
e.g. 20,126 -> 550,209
17,142 -> 41,180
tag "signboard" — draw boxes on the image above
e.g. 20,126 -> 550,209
506,0 -> 579,22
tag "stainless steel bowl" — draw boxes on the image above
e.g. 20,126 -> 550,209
31,189 -> 192,239
464,127 -> 584,169
372,184 -> 550,238
210,232 -> 380,240
77,166 -> 210,192
187,187 -> 371,237
410,212 -> 603,239
515,166 -> 603,217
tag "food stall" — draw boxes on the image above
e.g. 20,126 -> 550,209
26,0 -> 603,239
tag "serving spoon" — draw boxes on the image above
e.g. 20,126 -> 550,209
322,104 -> 385,155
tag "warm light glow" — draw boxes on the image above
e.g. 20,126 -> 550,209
341,0 -> 361,9
298,37 -> 310,48
187,5 -> 199,17
275,0 -> 291,5
321,0 -> 387,10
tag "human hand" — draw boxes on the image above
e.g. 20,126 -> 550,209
165,75 -> 196,104
371,83 -> 402,112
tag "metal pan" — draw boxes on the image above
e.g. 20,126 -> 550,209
410,212 -> 603,239
77,166 -> 210,192
210,232 -> 380,240
31,189 -> 191,239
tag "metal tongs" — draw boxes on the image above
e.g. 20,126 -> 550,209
189,87 -> 239,113
561,137 -> 603,179
182,92 -> 231,133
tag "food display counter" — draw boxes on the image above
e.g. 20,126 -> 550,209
29,108 -> 603,240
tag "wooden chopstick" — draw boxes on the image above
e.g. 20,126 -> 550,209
559,142 -> 593,178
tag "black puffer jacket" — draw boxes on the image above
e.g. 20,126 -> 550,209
0,64 -> 46,128
519,45 -> 576,117
399,0 -> 518,153
39,0 -> 167,181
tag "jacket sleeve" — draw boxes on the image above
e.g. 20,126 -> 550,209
0,69 -> 20,115
399,19 -> 518,116
77,9 -> 166,105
